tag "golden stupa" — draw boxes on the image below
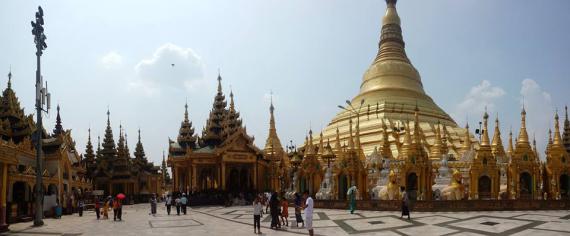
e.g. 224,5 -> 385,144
321,0 -> 471,158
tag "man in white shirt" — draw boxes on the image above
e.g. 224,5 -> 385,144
302,191 -> 314,236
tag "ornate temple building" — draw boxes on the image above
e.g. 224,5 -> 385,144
84,111 -> 162,203
282,0 -> 570,204
0,71 -> 91,228
168,74 -> 270,194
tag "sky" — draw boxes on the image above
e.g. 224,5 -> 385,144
1,0 -> 569,165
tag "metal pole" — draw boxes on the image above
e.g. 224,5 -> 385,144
34,41 -> 44,227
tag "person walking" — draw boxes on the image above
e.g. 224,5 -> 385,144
94,197 -> 101,220
400,187 -> 410,220
117,198 -> 123,221
103,196 -> 110,220
294,193 -> 304,228
150,194 -> 157,216
112,197 -> 119,221
78,198 -> 84,217
181,193 -> 188,215
165,194 -> 172,215
175,195 -> 181,215
253,196 -> 263,234
269,192 -> 281,229
303,191 -> 314,236
280,195 -> 289,227
347,183 -> 358,214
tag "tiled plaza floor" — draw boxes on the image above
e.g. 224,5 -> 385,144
2,204 -> 570,235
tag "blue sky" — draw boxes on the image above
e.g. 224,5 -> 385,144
1,0 -> 569,164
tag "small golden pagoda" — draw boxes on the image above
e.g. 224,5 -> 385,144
262,97 -> 288,192
545,112 -> 570,199
298,131 -> 323,196
396,107 -> 433,200
319,0 -> 472,157
330,119 -> 368,200
469,111 -> 500,199
507,108 -> 541,199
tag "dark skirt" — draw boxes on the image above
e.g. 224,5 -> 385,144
401,203 -> 410,216
295,213 -> 304,223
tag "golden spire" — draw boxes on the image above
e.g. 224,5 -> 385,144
507,128 -> 514,157
355,119 -> 362,149
430,121 -> 442,159
400,120 -> 411,158
517,107 -> 530,145
491,114 -> 506,157
380,119 -> 393,158
441,124 -> 449,155
263,97 -> 284,159
461,122 -> 472,155
553,111 -> 563,146
334,126 -> 342,152
480,110 -> 490,146
306,129 -> 316,155
348,119 -> 355,149
318,132 -> 324,155
546,129 -> 553,155
412,105 -> 422,145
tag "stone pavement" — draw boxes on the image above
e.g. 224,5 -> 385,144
3,204 -> 570,236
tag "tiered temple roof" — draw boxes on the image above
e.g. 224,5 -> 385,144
201,74 -> 227,147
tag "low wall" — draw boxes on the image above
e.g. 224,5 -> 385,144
314,200 -> 570,211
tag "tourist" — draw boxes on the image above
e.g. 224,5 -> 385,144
181,193 -> 188,215
94,197 -> 101,220
165,194 -> 172,215
175,195 -> 181,215
302,191 -> 314,236
103,196 -> 110,220
400,186 -> 410,220
269,192 -> 281,229
253,196 -> 263,234
113,197 -> 119,221
347,183 -> 358,214
294,193 -> 304,228
78,198 -> 84,217
150,193 -> 157,216
117,198 -> 123,221
280,194 -> 289,227
264,192 -> 270,214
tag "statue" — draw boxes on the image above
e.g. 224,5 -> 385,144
347,182 -> 358,214
441,169 -> 465,200
379,170 -> 401,200
315,166 -> 334,200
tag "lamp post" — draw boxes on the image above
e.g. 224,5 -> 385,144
338,99 -> 366,144
31,5 -> 50,227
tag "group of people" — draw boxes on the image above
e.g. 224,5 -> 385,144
252,191 -> 314,236
93,196 -> 123,221
162,193 -> 189,216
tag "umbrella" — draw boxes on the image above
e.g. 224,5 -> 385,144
117,193 -> 126,200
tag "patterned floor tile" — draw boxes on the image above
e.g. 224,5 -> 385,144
397,225 -> 458,236
448,217 -> 532,234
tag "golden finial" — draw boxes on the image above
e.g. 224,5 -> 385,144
481,110 -> 490,146
553,110 -> 563,146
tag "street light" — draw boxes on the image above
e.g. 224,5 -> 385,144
338,99 -> 366,141
31,5 -> 51,227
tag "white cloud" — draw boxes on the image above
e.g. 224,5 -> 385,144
100,51 -> 123,68
131,43 -> 205,95
519,79 -> 553,158
454,80 -> 506,121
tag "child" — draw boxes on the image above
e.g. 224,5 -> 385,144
280,196 -> 289,227
253,196 -> 263,234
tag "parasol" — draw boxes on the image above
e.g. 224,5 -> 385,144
117,193 -> 126,200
